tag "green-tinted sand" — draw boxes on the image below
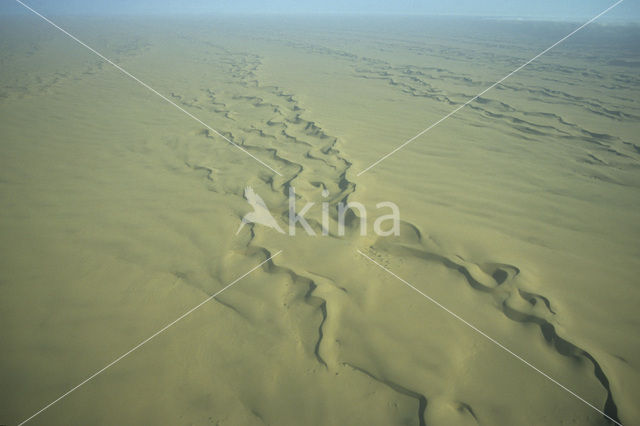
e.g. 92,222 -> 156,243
1,16 -> 639,425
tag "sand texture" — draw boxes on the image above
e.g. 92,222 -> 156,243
1,16 -> 639,425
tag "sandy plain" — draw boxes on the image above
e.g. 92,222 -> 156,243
1,15 -> 639,426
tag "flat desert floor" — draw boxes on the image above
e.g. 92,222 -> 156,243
1,15 -> 639,426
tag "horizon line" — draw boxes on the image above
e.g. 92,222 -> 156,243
1,11 -> 639,23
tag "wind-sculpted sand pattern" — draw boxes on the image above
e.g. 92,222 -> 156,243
367,229 -> 621,424
0,20 -> 151,101
156,40 -> 633,424
350,61 -> 640,173
1,17 -> 639,426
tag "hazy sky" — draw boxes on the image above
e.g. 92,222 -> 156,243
1,0 -> 638,21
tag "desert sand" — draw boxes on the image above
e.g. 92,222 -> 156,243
1,15 -> 639,425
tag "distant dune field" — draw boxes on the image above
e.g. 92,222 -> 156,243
1,16 -> 639,426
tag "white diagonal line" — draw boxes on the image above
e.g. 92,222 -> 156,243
357,249 -> 622,426
13,0 -> 283,177
17,250 -> 282,426
357,0 -> 624,176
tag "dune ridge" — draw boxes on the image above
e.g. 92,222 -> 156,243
1,16 -> 638,425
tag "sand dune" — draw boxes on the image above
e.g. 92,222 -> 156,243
1,16 -> 639,425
